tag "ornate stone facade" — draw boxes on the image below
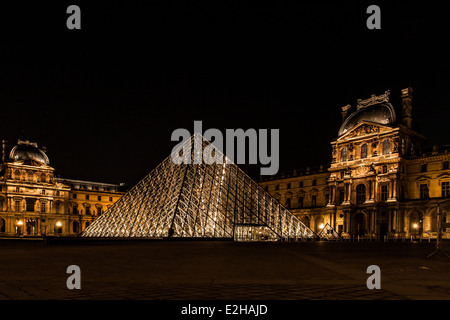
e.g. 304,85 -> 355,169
260,88 -> 450,239
0,140 -> 124,236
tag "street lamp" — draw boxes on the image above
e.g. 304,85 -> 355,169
413,223 -> 418,239
16,220 -> 23,236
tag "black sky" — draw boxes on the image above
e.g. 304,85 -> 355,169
1,1 -> 450,186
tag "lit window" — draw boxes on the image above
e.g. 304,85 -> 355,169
361,143 -> 368,159
341,147 -> 348,162
382,139 -> 391,155
442,182 -> 450,198
15,200 -> 21,212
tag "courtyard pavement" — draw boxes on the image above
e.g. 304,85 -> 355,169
0,240 -> 449,300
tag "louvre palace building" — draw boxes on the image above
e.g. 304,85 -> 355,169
259,88 -> 450,240
0,140 -> 124,237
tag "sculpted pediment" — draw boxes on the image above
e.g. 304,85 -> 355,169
337,121 -> 394,141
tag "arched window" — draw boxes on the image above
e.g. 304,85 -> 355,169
27,171 -> 34,182
360,144 -> 368,159
356,184 -> 366,204
341,147 -> 348,162
382,139 -> 391,155
40,173 -> 47,183
15,170 -> 21,180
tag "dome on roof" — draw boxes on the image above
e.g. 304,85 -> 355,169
338,103 -> 396,136
9,140 -> 50,165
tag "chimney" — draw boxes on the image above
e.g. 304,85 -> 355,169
1,140 -> 6,163
401,87 -> 413,128
341,104 -> 351,122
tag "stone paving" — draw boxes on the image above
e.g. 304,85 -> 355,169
0,240 -> 448,300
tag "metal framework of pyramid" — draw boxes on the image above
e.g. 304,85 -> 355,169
82,133 -> 315,240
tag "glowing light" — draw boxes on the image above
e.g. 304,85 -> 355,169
55,221 -> 62,227
413,223 -> 418,229
17,220 -> 23,226
319,223 -> 325,229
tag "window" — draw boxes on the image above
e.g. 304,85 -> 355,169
382,165 -> 388,174
444,161 -> 449,170
340,171 -> 345,179
41,189 -> 46,195
339,189 -> 345,204
421,164 -> 427,173
285,198 -> 291,208
15,200 -> 21,212
381,185 -> 388,201
311,195 -> 317,207
73,205 -> 78,215
56,190 -> 60,196
356,184 -> 366,204
325,194 -> 329,204
85,195 -> 90,200
299,181 -> 303,188
40,202 -> 46,213
26,199 -> 35,212
97,195 -> 101,201
341,147 -> 348,162
312,179 -> 317,186
73,194 -> 77,199
298,197 -> 303,208
275,185 -> 279,191
382,139 -> 391,155
361,143 -> 368,159
97,207 -> 102,215
109,197 -> 113,202
15,187 -> 20,193
442,182 -> 450,197
86,206 -> 91,215
55,202 -> 60,214
420,184 -> 429,199
40,173 -> 47,183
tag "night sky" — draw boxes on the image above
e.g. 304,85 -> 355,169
1,1 -> 450,187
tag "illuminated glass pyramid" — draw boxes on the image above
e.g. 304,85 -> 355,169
82,134 -> 315,240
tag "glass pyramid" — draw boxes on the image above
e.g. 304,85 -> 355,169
82,134 -> 315,240
317,223 -> 339,240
